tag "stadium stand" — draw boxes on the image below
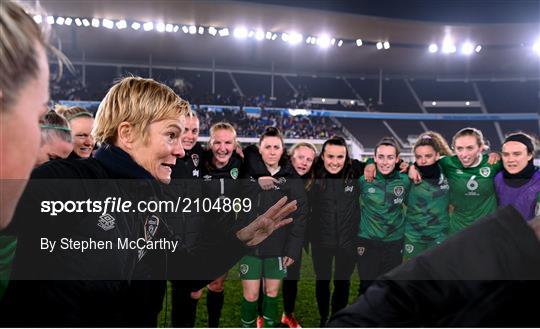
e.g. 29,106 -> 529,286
477,81 -> 540,113
49,66 -> 538,150
411,80 -> 477,101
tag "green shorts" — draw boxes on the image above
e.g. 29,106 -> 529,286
403,235 -> 446,261
238,255 -> 287,280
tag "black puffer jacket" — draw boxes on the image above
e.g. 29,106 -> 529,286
308,160 -> 364,250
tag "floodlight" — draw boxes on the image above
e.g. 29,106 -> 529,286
337,40 -> 343,47
383,41 -> 390,49
33,15 -> 42,24
155,22 -> 165,32
102,19 -> 114,29
198,26 -> 204,35
376,42 -> 383,50
116,20 -> 127,30
533,38 -> 540,55
74,18 -> 82,26
64,17 -> 72,26
218,28 -> 229,37
208,27 -> 217,36
289,33 -> 303,45
82,19 -> 90,27
475,45 -> 482,53
233,27 -> 248,39
46,16 -> 54,24
189,25 -> 196,34
317,35 -> 331,48
442,37 -> 456,53
461,41 -> 474,55
428,43 -> 438,53
255,30 -> 265,40
143,22 -> 154,31
91,18 -> 100,28
131,22 -> 141,30
356,39 -> 363,47
56,17 -> 65,25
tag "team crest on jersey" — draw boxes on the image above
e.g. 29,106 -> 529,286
479,167 -> 491,177
230,168 -> 239,179
97,213 -> 116,231
277,177 -> 287,185
240,264 -> 249,275
203,175 -> 212,181
357,247 -> 366,256
144,215 -> 160,241
456,169 -> 464,175
404,244 -> 414,254
192,169 -> 200,177
139,214 -> 160,260
394,186 -> 404,197
344,185 -> 354,193
191,154 -> 199,167
368,187 -> 376,194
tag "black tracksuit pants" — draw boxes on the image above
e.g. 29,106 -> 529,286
311,245 -> 356,324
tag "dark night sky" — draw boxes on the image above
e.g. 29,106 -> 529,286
239,0 -> 540,24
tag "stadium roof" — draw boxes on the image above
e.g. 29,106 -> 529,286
244,0 -> 540,24
30,0 -> 540,77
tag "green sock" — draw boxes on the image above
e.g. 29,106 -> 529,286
241,297 -> 258,328
262,294 -> 278,328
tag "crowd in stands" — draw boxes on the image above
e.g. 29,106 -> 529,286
48,66 -> 537,146
50,69 -> 89,101
195,107 -> 342,139
50,71 -> 364,112
49,72 -> 346,139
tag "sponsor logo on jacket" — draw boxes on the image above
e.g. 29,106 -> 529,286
393,186 -> 404,204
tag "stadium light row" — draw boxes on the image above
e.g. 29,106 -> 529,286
33,15 -> 540,56
428,37 -> 483,56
